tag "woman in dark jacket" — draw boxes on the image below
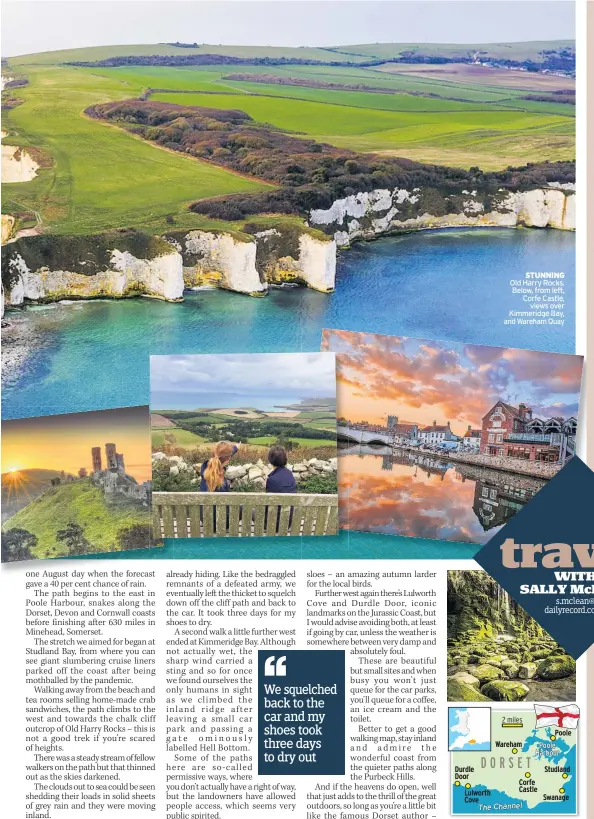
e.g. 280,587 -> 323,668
266,446 -> 297,493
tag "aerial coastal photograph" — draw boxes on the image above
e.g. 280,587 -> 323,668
1,1 -> 576,425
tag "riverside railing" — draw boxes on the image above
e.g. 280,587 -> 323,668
152,491 -> 339,539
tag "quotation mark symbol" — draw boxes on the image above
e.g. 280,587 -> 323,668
264,655 -> 287,676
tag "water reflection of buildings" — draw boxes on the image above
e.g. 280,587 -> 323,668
387,450 -> 450,478
354,450 -> 545,534
471,474 -> 539,531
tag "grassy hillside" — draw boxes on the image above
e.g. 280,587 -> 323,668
1,65 -> 271,234
13,42 -> 367,66
327,40 -> 575,63
1,41 -> 575,233
12,40 -> 573,67
2,481 -> 151,559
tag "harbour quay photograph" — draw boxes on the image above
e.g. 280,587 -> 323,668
322,329 -> 583,546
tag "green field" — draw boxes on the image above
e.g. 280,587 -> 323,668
152,428 -> 205,448
247,435 -> 334,447
1,64 -> 271,233
151,88 -> 573,168
2,41 -> 575,232
2,481 -> 150,559
220,80 -> 503,112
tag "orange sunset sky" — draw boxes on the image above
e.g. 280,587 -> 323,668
2,406 -> 151,483
321,330 -> 583,435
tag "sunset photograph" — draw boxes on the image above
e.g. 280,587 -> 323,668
322,329 -> 583,547
1,406 -> 153,561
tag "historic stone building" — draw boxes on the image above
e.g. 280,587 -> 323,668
91,447 -> 102,473
105,443 -> 118,470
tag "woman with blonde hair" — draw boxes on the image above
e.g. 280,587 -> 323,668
199,441 -> 238,492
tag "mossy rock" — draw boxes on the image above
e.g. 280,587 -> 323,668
480,681 -> 529,702
448,665 -> 474,676
483,655 -> 507,667
536,656 -> 576,680
518,662 -> 538,680
450,672 -> 481,689
474,664 -> 506,684
447,677 -> 491,702
531,648 -> 553,660
501,661 -> 520,679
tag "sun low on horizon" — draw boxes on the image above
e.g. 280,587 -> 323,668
322,329 -> 583,437
2,406 -> 152,483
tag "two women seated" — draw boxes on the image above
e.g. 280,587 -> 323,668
199,441 -> 296,493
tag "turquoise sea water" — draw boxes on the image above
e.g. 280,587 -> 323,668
3,227 -> 575,561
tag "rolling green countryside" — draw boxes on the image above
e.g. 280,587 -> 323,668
2,41 -> 575,234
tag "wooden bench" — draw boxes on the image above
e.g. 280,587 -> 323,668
153,491 -> 339,538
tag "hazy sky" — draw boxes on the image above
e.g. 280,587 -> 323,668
322,330 -> 583,433
2,405 -> 152,481
2,1 -> 575,58
150,352 -> 336,410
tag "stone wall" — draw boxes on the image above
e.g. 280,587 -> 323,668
153,452 -> 337,488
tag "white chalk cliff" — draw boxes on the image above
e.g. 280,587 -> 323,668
174,229 -> 336,294
1,132 -> 39,184
179,230 -> 266,295
297,233 -> 336,292
4,247 -> 184,306
2,183 -> 572,311
3,227 -> 336,309
309,186 -> 575,247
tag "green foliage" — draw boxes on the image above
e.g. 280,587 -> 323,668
117,524 -> 152,550
297,472 -> 337,495
56,522 -> 91,556
230,479 -> 265,493
2,480 -> 150,559
1,527 -> 37,562
151,461 -> 197,492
